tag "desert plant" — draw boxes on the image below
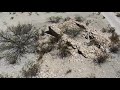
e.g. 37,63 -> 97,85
108,27 -> 115,33
109,45 -> 119,53
57,40 -> 71,58
64,17 -> 71,21
109,32 -> 119,44
101,28 -> 108,33
21,61 -> 39,78
93,54 -> 109,65
74,15 -> 84,22
0,24 -> 40,64
48,16 -> 63,23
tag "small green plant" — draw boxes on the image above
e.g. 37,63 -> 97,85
48,16 -> 63,23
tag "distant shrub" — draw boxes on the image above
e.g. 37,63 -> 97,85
74,15 -> 84,22
116,13 -> 120,17
48,16 -> 63,23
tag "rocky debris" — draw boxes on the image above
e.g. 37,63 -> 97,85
44,19 -> 112,59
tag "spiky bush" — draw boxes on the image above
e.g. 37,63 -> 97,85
0,24 -> 40,64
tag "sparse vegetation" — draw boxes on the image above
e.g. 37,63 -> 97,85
57,40 -> 71,58
109,32 -> 119,44
116,13 -> 120,17
0,24 -> 40,64
74,15 -> 84,22
48,16 -> 63,23
93,53 -> 109,65
21,61 -> 39,78
88,39 -> 100,48
101,27 -> 115,33
64,17 -> 71,21
109,45 -> 119,53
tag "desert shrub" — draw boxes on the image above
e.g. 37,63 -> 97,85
0,24 -> 40,64
101,28 -> 108,33
93,54 -> 109,65
48,16 -> 63,23
109,45 -> 119,53
21,61 -> 39,78
116,13 -> 120,17
109,32 -> 119,44
64,17 -> 71,21
108,27 -> 115,33
74,15 -> 84,22
88,39 -> 100,48
101,27 -> 115,33
64,28 -> 81,38
57,40 -> 71,58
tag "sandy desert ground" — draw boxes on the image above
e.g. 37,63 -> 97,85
0,12 -> 120,78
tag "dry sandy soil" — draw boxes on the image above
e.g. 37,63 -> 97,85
0,12 -> 120,78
